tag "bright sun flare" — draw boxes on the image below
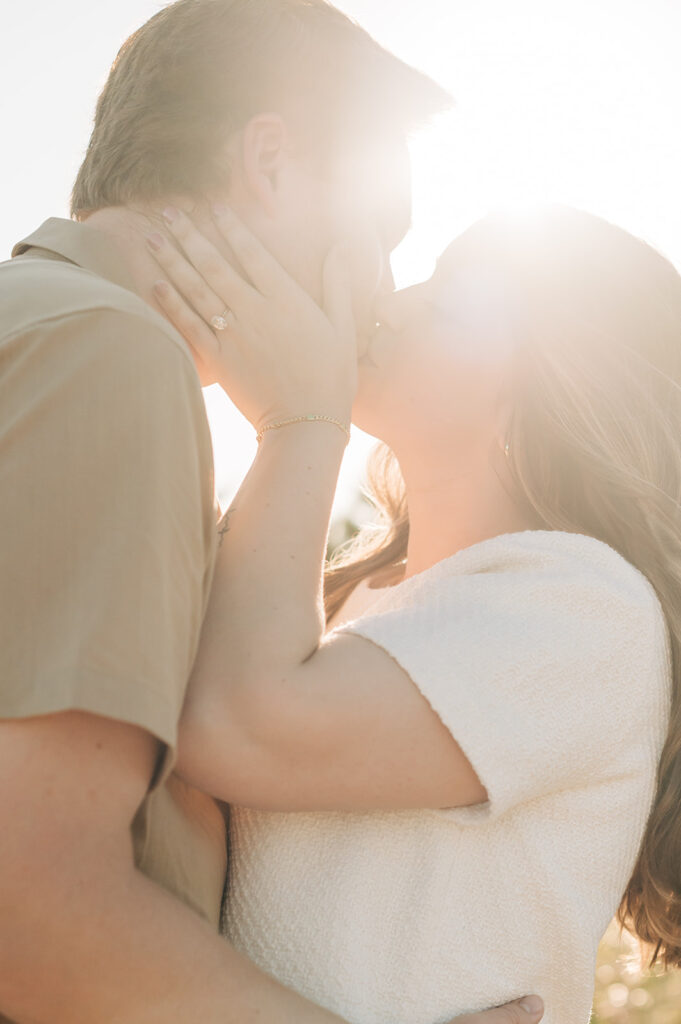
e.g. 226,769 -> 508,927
202,0 -> 681,517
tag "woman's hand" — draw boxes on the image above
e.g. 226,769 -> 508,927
147,205 -> 357,431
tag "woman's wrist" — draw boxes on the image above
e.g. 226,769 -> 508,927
255,413 -> 351,446
256,416 -> 351,454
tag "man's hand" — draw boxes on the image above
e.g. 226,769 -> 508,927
452,995 -> 544,1024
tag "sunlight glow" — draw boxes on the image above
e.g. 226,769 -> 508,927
334,0 -> 681,520
2,7 -> 679,1014
3,0 -> 681,516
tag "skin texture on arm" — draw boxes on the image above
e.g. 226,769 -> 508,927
178,426 -> 487,813
0,711 -> 354,1024
151,207 -> 486,814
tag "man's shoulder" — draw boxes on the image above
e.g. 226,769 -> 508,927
0,253 -> 193,368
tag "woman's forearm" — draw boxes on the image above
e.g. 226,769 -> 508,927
189,420 -> 347,700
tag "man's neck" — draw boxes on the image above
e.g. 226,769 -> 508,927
82,201 -> 227,317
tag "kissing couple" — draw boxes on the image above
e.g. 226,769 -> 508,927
1,2 -> 679,1023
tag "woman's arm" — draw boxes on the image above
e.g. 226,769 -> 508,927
151,207 -> 486,813
180,424 -> 486,813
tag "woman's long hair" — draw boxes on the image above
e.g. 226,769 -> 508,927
325,205 -> 681,969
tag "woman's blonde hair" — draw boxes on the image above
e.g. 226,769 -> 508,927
325,205 -> 681,969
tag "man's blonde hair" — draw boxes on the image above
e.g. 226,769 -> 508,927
71,0 -> 450,218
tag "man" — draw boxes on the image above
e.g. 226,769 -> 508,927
0,1 -> 544,1021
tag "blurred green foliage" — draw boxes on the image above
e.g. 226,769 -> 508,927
592,921 -> 681,1023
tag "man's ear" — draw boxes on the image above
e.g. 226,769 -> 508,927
241,113 -> 289,218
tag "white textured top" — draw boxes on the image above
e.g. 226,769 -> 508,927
225,531 -> 671,1024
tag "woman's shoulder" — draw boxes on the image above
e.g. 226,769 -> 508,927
421,529 -> 656,594
467,530 -> 663,620
357,530 -> 667,652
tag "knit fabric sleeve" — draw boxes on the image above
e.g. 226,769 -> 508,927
337,532 -> 671,826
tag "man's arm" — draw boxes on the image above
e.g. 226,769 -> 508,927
0,711 -> 545,1024
0,710 -> 353,1023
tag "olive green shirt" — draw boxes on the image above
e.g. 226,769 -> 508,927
0,218 -> 225,1022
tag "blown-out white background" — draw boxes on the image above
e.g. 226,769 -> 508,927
3,0 -> 681,515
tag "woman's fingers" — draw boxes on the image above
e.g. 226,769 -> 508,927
153,278 -> 225,370
157,206 -> 259,313
210,203 -> 294,298
147,231 -> 228,327
451,997 -> 544,1024
147,204 -> 357,426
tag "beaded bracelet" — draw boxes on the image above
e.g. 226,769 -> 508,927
256,414 -> 351,446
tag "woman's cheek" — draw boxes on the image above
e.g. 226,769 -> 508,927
400,327 -> 497,420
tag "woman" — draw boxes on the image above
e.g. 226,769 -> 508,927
149,203 -> 679,1024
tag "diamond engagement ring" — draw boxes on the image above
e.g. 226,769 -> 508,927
210,308 -> 233,331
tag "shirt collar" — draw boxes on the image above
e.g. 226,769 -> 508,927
12,217 -> 137,295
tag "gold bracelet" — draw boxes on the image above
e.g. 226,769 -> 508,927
256,414 -> 351,446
